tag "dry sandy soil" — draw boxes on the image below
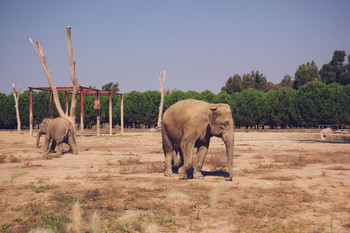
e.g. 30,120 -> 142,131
0,129 -> 349,232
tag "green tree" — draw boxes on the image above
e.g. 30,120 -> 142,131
265,87 -> 297,128
320,50 -> 350,85
102,82 -> 120,93
221,74 -> 243,94
294,81 -> 326,127
293,61 -> 319,89
200,90 -> 215,103
280,74 -> 293,88
236,89 -> 266,128
242,73 -> 254,90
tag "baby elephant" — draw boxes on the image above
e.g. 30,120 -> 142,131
36,117 -> 78,155
161,99 -> 234,181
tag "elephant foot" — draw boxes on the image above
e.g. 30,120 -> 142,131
178,167 -> 188,180
193,170 -> 204,179
164,170 -> 174,177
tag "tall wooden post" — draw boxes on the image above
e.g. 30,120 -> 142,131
12,83 -> 21,133
29,88 -> 33,137
96,91 -> 100,136
121,94 -> 124,134
49,91 -> 53,118
65,92 -> 69,115
80,87 -> 84,136
157,71 -> 165,129
109,92 -> 112,135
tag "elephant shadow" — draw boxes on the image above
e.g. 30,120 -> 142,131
171,165 -> 229,179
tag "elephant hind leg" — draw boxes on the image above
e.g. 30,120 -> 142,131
194,145 -> 209,179
162,132 -> 175,177
68,136 -> 78,155
56,141 -> 63,156
50,141 -> 57,153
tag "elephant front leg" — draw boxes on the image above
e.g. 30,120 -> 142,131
43,136 -> 51,155
194,145 -> 209,179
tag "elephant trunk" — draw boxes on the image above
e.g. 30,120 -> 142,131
223,132 -> 234,181
36,132 -> 42,148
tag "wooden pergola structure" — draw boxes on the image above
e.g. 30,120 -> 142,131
28,86 -> 123,137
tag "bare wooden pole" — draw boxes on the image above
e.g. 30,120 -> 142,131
109,93 -> 112,135
121,94 -> 124,134
65,92 -> 69,115
66,26 -> 79,123
156,71 -> 165,129
29,88 -> 33,137
29,26 -> 80,130
96,91 -> 100,136
80,87 -> 84,136
49,91 -> 53,118
12,83 -> 21,133
29,38 -> 69,121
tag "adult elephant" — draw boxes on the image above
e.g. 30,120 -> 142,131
36,117 -> 78,155
161,99 -> 234,181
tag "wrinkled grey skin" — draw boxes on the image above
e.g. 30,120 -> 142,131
36,117 -> 78,155
161,99 -> 234,181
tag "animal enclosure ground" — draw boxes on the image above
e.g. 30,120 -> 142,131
0,129 -> 349,232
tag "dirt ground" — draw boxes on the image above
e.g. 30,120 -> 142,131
0,129 -> 349,232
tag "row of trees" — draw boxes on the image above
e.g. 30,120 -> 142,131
1,81 -> 349,129
222,50 -> 350,93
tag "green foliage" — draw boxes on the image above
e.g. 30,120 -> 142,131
222,71 -> 274,94
1,51 -> 350,130
293,61 -> 319,89
101,82 -> 119,93
320,50 -> 350,85
265,88 -> 297,128
221,74 -> 243,94
38,208 -> 69,232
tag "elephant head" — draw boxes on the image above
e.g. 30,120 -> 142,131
36,118 -> 51,148
210,104 -> 235,181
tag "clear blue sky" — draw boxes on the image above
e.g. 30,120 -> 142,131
1,0 -> 349,95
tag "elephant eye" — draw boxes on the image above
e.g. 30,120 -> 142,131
220,122 -> 228,129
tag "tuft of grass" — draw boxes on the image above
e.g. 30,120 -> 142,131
66,202 -> 81,233
166,192 -> 189,202
145,223 -> 159,233
29,228 -> 54,233
90,211 -> 101,233
118,155 -> 142,165
112,213 -> 143,232
11,170 -> 27,183
209,183 -> 226,208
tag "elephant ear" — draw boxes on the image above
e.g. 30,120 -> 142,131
41,118 -> 51,131
210,106 -> 219,121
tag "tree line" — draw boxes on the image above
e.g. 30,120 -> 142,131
0,81 -> 349,130
222,50 -> 350,93
1,50 -> 349,130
